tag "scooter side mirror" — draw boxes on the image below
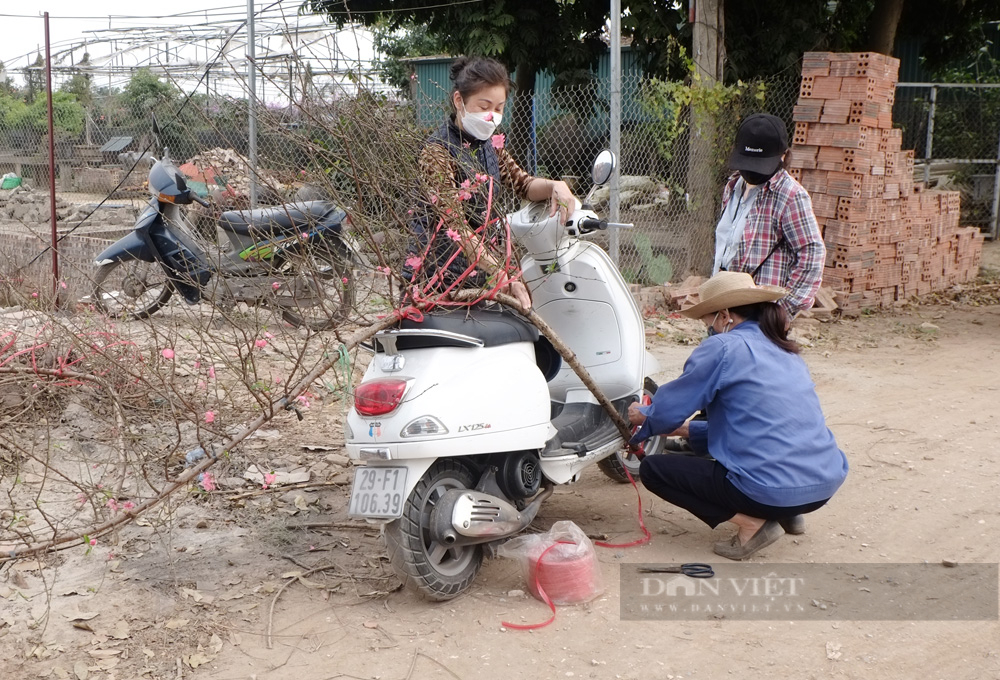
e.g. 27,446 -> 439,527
582,150 -> 617,209
591,149 -> 616,186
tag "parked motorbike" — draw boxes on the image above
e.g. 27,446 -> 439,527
92,147 -> 364,330
343,151 -> 666,600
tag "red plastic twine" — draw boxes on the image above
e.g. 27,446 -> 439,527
501,540 -> 577,630
593,465 -> 652,549
594,397 -> 654,549
503,465 -> 652,630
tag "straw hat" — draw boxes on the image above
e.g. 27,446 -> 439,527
680,272 -> 786,319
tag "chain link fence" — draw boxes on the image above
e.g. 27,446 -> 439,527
1,63 -> 996,303
413,73 -> 803,284
511,76 -> 798,285
892,83 -> 1000,237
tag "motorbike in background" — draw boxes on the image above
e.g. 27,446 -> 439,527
92,147 -> 365,330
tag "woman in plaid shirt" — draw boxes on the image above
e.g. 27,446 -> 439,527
714,114 -> 826,318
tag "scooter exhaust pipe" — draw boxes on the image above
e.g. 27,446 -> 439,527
431,485 -> 554,547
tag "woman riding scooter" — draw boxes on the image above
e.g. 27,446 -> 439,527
403,56 -> 578,309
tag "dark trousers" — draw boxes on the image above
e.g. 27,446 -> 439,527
639,455 -> 830,529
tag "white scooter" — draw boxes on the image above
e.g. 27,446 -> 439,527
344,151 -> 664,600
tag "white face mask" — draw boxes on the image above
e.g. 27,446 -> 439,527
459,102 -> 501,141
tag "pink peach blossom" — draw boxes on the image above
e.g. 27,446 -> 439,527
161,348 -> 175,360
204,411 -> 215,423
200,472 -> 217,492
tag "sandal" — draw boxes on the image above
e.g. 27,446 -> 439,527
713,520 -> 785,560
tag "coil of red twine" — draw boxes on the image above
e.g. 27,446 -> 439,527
502,540 -> 601,630
501,462 -> 651,630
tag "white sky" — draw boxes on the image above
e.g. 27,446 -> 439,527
4,1 -> 280,67
1,1 -> 382,101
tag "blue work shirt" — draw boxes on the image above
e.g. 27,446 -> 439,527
632,321 -> 848,507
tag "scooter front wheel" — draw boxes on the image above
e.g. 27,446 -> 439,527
599,377 -> 664,483
92,261 -> 173,319
384,459 -> 483,601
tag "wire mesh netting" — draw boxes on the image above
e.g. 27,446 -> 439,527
413,73 -> 804,284
1,62 -> 997,313
892,84 -> 1000,233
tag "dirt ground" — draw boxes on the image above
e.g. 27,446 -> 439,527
2,243 -> 1000,680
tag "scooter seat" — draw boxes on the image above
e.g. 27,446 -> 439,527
218,201 -> 344,237
377,306 -> 539,351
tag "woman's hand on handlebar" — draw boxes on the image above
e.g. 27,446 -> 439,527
547,179 -> 576,224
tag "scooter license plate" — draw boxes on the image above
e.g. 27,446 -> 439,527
347,466 -> 408,519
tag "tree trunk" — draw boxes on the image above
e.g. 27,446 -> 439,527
865,0 -> 906,55
509,65 -> 538,173
688,0 -> 726,276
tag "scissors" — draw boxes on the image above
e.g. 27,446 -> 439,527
636,563 -> 714,578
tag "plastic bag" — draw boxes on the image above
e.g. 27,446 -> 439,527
498,520 -> 603,605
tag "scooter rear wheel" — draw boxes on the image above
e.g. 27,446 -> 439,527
599,377 -> 664,484
278,245 -> 355,330
92,261 -> 173,319
384,459 -> 483,601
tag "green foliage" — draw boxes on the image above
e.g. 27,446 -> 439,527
632,233 -> 673,286
121,68 -> 178,114
310,0 -> 609,90
0,92 -> 28,130
0,61 -> 15,96
0,90 -> 84,135
639,66 -> 765,164
372,21 -> 446,94
60,73 -> 94,108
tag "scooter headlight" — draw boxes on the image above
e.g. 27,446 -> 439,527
400,416 -> 448,438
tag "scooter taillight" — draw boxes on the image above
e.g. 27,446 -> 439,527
354,378 -> 408,416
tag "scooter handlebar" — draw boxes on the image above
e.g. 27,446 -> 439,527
577,218 -> 607,232
190,194 -> 211,208
577,218 -> 635,233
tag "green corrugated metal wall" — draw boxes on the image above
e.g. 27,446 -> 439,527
410,47 -> 646,129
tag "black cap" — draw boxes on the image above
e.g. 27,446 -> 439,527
728,113 -> 788,174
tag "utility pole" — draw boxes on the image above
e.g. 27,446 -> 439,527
689,0 -> 725,275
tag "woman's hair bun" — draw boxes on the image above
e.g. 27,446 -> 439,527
450,57 -> 471,83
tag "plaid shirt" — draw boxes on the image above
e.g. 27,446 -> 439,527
720,169 -> 825,317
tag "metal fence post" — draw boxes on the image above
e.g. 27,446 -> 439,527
923,85 -> 936,184
247,0 -> 258,209
992,124 -> 1000,240
44,12 -> 59,303
608,0 -> 621,265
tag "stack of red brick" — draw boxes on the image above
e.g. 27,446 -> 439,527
789,51 -> 984,314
